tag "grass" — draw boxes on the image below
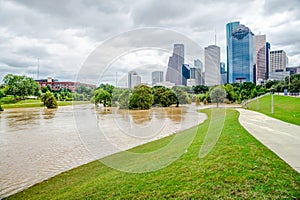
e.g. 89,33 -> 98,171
6,109 -> 300,199
1,96 -> 90,109
247,94 -> 300,126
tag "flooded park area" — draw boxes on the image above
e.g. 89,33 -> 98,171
0,104 -> 206,198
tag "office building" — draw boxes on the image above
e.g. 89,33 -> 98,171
227,23 -> 255,83
270,50 -> 287,72
166,44 -> 184,85
220,62 -> 227,85
152,71 -> 164,84
182,64 -> 191,86
128,71 -> 141,88
205,45 -> 220,86
226,21 -> 240,83
255,35 -> 268,84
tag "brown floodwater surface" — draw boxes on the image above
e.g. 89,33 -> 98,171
0,104 -> 206,198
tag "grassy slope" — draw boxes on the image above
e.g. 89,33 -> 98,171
7,109 -> 300,199
247,95 -> 300,126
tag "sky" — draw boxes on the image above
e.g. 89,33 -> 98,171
1,0 -> 300,85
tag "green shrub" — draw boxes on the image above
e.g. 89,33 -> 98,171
41,91 -> 58,109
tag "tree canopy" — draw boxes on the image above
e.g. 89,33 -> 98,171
3,74 -> 40,98
129,85 -> 154,110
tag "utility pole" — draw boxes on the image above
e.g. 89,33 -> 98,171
37,58 -> 40,79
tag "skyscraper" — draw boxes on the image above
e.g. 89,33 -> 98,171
255,35 -> 267,84
220,62 -> 227,85
227,23 -> 256,83
152,71 -> 164,84
270,50 -> 287,72
128,71 -> 141,88
182,64 -> 190,86
166,44 -> 184,85
226,21 -> 240,83
266,42 -> 271,80
194,59 -> 204,85
205,45 -> 220,86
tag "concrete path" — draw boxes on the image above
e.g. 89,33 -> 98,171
237,109 -> 300,173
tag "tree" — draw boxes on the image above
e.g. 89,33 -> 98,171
41,91 -> 58,109
153,86 -> 178,107
192,85 -> 209,94
94,88 -> 111,107
118,89 -> 131,109
129,85 -> 153,110
3,74 -> 40,98
210,86 -> 226,108
172,87 -> 191,105
224,84 -> 235,102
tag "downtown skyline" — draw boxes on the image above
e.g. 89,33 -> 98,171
1,0 -> 300,84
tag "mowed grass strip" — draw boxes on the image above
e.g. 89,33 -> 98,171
247,94 -> 300,126
6,109 -> 300,199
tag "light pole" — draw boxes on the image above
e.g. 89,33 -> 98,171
271,88 -> 275,114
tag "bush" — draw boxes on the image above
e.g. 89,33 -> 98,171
41,91 -> 58,109
0,104 -> 3,111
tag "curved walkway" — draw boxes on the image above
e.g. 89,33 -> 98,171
237,109 -> 300,173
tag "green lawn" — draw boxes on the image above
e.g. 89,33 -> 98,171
247,94 -> 300,126
7,109 -> 300,199
1,96 -> 90,109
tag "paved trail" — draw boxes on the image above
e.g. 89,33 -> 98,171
237,109 -> 300,173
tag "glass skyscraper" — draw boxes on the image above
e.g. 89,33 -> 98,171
166,44 -> 184,85
227,23 -> 256,83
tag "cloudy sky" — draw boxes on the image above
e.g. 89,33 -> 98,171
1,0 -> 300,84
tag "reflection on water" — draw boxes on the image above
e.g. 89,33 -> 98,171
0,104 -> 206,198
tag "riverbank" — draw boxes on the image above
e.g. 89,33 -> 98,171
7,109 -> 300,199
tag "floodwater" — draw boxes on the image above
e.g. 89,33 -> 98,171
0,104 -> 206,198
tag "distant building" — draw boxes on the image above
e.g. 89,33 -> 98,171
128,71 -> 141,88
220,62 -> 227,85
266,42 -> 271,80
286,66 -> 300,75
255,35 -> 268,84
269,71 -> 290,81
182,64 -> 191,86
270,50 -> 287,73
152,71 -> 164,84
194,59 -> 204,85
35,77 -> 96,92
166,44 -> 184,85
226,21 -> 240,83
205,45 -> 220,86
227,23 -> 255,83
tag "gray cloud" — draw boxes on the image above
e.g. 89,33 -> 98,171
0,0 -> 300,84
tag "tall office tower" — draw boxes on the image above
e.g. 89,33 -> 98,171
166,44 -> 184,85
266,42 -> 271,80
227,24 -> 256,83
255,35 -> 267,84
194,59 -> 204,85
205,45 -> 220,86
226,21 -> 240,83
152,71 -> 164,84
128,71 -> 141,88
220,62 -> 227,85
182,64 -> 191,86
270,50 -> 287,72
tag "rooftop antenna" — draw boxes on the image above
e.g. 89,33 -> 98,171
214,29 -> 217,45
37,58 -> 40,79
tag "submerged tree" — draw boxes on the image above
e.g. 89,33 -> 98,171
41,91 -> 58,109
129,85 -> 153,110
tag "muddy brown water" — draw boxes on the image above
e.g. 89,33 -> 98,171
0,104 -> 206,198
